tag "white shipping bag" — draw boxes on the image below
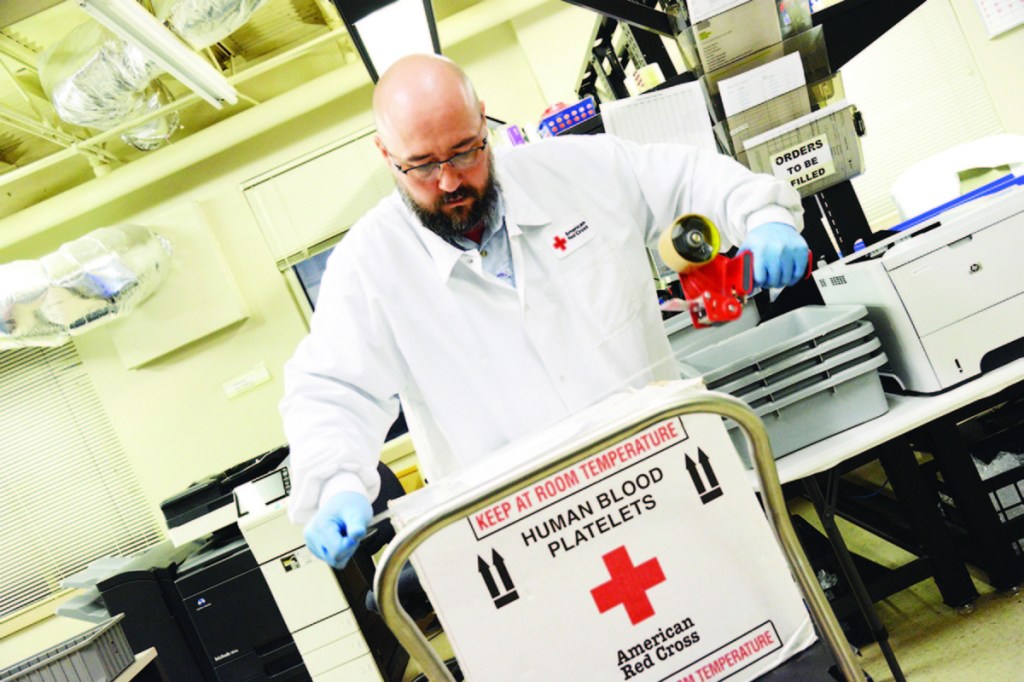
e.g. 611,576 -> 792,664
388,381 -> 816,681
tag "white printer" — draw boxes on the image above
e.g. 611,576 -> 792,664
236,470 -> 397,682
814,183 -> 1024,393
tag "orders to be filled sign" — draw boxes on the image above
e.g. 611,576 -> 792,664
770,133 -> 836,189
396,409 -> 816,682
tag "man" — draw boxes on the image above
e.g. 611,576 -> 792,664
281,55 -> 808,568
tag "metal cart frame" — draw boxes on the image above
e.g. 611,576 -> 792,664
374,391 -> 864,681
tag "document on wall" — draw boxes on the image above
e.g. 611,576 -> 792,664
718,52 -> 806,117
602,80 -> 717,152
973,0 -> 1024,37
692,0 -> 782,73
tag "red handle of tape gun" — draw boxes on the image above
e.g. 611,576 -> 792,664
658,215 -> 812,329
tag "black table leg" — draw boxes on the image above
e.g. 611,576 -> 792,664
919,419 -> 1024,591
876,438 -> 980,609
805,473 -> 906,682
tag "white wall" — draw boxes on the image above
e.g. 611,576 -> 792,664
950,0 -> 1024,133
511,2 -> 598,106
843,0 -> 1024,228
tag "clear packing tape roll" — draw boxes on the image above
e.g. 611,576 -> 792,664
0,226 -> 172,349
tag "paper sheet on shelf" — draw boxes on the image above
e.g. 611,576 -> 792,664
719,52 -> 806,117
601,80 -> 716,151
740,100 -> 863,194
693,0 -> 782,72
686,0 -> 749,23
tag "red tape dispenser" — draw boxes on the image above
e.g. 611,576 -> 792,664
657,214 -> 753,329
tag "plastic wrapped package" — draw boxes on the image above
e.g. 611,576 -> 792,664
0,260 -> 65,346
973,451 -> 1024,482
974,452 -> 1024,544
0,226 -> 173,349
38,21 -> 179,150
155,0 -> 269,49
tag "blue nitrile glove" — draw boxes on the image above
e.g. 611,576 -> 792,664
304,491 -> 373,569
738,222 -> 809,289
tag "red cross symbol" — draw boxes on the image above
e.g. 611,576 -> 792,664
553,235 -> 568,251
590,546 -> 665,625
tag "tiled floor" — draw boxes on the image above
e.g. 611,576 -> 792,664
810,505 -> 1024,682
859,579 -> 1024,681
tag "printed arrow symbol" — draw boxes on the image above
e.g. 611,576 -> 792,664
492,549 -> 514,591
685,455 -> 706,494
478,555 -> 499,599
698,449 -> 719,488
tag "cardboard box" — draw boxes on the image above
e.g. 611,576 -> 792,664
389,382 -> 815,681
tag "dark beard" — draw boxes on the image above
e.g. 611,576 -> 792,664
401,164 -> 501,242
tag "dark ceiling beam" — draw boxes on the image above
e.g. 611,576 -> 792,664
561,0 -> 675,37
813,0 -> 928,69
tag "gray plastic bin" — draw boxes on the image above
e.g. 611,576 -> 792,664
729,337 -> 882,403
712,325 -> 880,399
675,305 -> 888,467
727,352 -> 889,466
680,305 -> 868,387
0,614 -> 133,682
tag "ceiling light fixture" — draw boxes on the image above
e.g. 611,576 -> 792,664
77,0 -> 238,109
329,0 -> 441,83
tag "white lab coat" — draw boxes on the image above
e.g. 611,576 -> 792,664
281,134 -> 802,523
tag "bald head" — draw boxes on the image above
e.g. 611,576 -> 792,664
373,54 -> 482,152
372,55 -> 495,241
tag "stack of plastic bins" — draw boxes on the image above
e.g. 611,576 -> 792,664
680,305 -> 889,466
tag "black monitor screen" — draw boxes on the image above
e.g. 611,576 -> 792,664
293,247 -> 334,309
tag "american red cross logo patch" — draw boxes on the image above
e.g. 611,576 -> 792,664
548,220 -> 593,258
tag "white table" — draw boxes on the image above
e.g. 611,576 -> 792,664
740,356 -> 1024,670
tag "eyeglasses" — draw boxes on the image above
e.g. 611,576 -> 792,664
389,124 -> 489,182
